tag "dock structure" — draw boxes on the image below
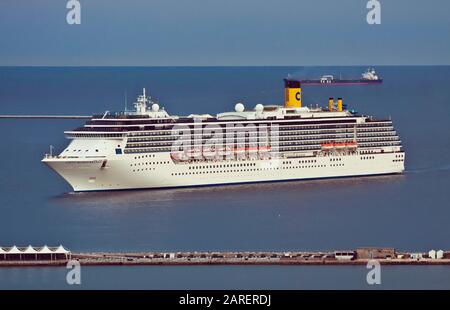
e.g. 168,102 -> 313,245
0,245 -> 71,263
0,115 -> 91,119
1,247 -> 450,267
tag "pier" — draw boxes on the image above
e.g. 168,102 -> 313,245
1,247 -> 450,267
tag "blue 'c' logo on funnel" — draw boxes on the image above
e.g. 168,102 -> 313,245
296,92 -> 301,101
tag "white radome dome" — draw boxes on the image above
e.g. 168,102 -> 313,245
151,103 -> 160,112
255,104 -> 264,112
235,103 -> 245,113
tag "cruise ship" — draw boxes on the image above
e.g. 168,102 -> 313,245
42,80 -> 405,191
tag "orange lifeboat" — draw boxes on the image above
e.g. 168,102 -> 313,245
321,143 -> 335,149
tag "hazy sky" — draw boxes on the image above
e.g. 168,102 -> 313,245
0,0 -> 449,66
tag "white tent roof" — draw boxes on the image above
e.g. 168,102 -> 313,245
7,246 -> 22,254
0,245 -> 71,255
39,245 -> 53,254
22,245 -> 38,254
52,245 -> 70,254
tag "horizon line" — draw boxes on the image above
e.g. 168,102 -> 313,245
1,64 -> 449,68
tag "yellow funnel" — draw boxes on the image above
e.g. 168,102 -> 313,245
337,98 -> 343,112
284,79 -> 301,108
328,97 -> 334,111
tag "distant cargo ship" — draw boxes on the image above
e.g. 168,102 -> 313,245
293,68 -> 383,85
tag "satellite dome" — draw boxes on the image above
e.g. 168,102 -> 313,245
151,103 -> 160,112
255,104 -> 264,112
235,103 -> 245,113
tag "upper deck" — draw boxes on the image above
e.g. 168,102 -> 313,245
63,89 -> 395,145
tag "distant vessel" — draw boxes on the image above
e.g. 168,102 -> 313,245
295,68 -> 383,85
43,79 -> 403,192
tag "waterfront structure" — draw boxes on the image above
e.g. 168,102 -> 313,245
2,248 -> 450,266
356,247 -> 396,259
0,245 -> 71,261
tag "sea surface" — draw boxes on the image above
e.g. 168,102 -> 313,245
0,66 -> 450,289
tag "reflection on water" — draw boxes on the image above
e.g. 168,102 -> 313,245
50,174 -> 405,209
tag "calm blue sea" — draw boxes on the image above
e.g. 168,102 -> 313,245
0,66 -> 450,289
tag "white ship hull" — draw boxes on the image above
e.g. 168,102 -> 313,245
42,152 -> 405,192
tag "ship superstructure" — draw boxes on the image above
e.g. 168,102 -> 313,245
43,80 -> 404,191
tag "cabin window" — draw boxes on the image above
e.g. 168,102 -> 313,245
115,148 -> 122,155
